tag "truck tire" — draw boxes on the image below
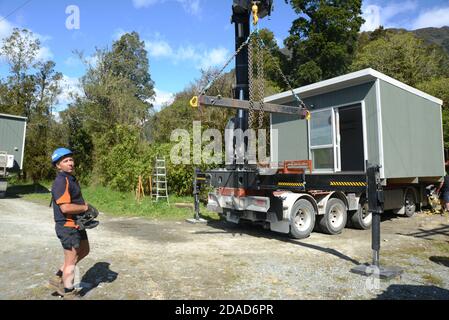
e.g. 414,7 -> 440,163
289,199 -> 316,239
348,198 -> 372,230
317,198 -> 347,235
404,189 -> 417,218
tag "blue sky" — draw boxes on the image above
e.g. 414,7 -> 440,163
0,0 -> 448,112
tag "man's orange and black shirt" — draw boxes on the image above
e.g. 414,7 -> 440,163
51,171 -> 85,228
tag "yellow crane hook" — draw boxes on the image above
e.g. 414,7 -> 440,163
252,2 -> 259,26
190,96 -> 199,108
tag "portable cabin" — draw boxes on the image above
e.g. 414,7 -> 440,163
0,112 -> 27,171
267,68 -> 445,185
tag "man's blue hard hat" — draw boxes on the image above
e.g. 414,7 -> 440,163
51,148 -> 73,165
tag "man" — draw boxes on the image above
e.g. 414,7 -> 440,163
48,148 -> 90,300
436,162 -> 449,213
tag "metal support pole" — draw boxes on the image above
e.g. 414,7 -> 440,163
187,168 -> 207,224
351,163 -> 403,280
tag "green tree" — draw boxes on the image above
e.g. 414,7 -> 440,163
79,33 -> 156,134
284,0 -> 364,86
105,32 -> 155,104
1,28 -> 64,182
351,31 -> 449,87
60,105 -> 94,183
0,28 -> 40,117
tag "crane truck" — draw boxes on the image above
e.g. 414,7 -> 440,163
190,1 -> 443,240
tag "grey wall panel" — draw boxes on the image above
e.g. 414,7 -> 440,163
271,114 -> 309,162
302,82 -> 374,110
380,80 -> 444,178
0,116 -> 26,170
364,83 -> 380,167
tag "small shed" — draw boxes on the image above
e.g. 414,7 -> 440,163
0,113 -> 27,171
266,68 -> 444,184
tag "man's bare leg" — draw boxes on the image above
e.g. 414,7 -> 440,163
63,247 -> 79,290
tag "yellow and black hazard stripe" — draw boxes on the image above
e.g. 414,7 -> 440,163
329,181 -> 367,187
278,182 -> 305,187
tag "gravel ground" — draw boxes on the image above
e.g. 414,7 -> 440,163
0,197 -> 448,300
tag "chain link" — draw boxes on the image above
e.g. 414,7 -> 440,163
256,34 -> 265,128
196,27 -> 305,127
198,31 -> 255,97
248,35 -> 255,129
256,37 -> 306,109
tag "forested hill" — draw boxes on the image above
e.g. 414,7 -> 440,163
413,26 -> 449,55
376,26 -> 449,55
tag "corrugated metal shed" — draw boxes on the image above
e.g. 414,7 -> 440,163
0,113 -> 27,170
265,68 -> 444,182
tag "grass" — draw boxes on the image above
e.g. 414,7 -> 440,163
8,181 -> 220,221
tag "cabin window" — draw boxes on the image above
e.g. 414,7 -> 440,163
310,109 -> 334,170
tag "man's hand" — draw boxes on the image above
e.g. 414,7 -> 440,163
60,203 -> 89,215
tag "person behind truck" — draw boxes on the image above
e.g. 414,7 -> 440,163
436,163 -> 449,213
48,148 -> 90,300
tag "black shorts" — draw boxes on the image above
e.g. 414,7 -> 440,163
55,224 -> 88,250
440,191 -> 449,202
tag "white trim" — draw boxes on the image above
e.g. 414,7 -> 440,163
265,68 -> 443,106
269,113 -> 273,163
440,104 -> 445,172
334,108 -> 340,172
361,101 -> 369,170
370,69 -> 443,105
308,109 -> 336,172
0,113 -> 28,121
375,79 -> 385,178
20,121 -> 27,170
310,144 -> 333,149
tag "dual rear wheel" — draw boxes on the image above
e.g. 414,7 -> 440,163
289,198 -> 350,239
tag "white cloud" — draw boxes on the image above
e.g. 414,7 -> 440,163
178,0 -> 201,16
36,46 -> 53,61
412,7 -> 449,29
361,5 -> 381,32
132,0 -> 160,8
64,56 -> 81,67
199,47 -> 228,70
132,0 -> 202,16
57,75 -> 82,108
0,17 -> 14,41
112,28 -> 129,40
153,88 -> 175,111
361,1 -> 418,31
145,39 -> 174,57
144,36 -> 229,70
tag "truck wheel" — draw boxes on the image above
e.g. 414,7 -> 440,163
289,199 -> 316,239
349,199 -> 372,230
404,189 -> 417,217
317,198 -> 347,235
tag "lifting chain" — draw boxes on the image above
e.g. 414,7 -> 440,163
248,34 -> 255,129
256,33 -> 265,129
256,36 -> 309,115
248,31 -> 265,129
193,31 -> 255,102
191,1 -> 310,122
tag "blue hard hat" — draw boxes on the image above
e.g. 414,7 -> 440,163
51,148 -> 73,165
